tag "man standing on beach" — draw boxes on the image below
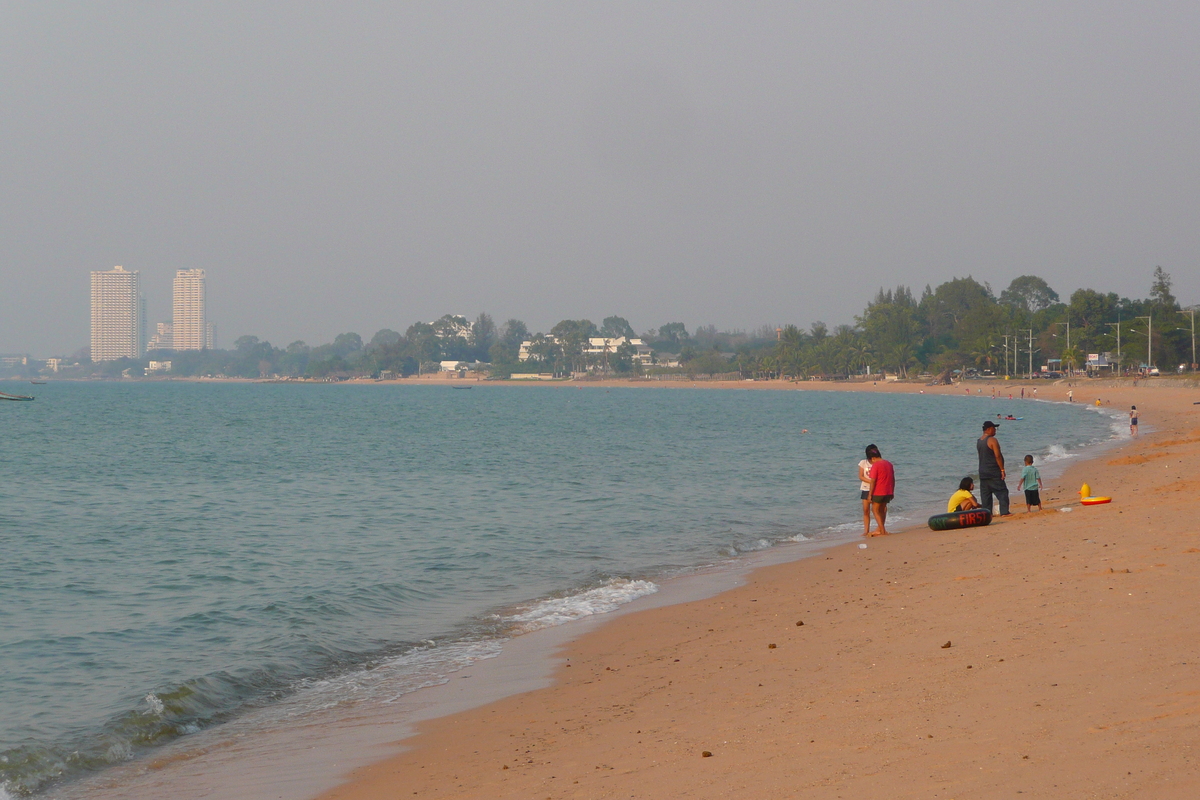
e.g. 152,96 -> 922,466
978,421 -> 1010,516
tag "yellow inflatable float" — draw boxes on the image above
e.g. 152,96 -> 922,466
1079,483 -> 1112,505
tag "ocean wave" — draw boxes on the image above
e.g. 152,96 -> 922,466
500,579 -> 658,634
1040,444 -> 1076,463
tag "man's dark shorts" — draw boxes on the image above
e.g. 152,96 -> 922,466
871,495 -> 894,504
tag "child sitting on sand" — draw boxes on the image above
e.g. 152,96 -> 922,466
947,477 -> 981,513
1018,455 -> 1043,511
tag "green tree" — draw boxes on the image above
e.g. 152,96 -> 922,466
549,319 -> 597,373
331,332 -> 363,358
656,322 -> 689,351
684,348 -> 730,376
1150,266 -> 1177,311
859,286 -> 921,375
367,329 -> 402,350
1061,344 -> 1084,374
601,316 -> 636,339
1000,275 -> 1060,314
497,319 -> 529,359
471,313 -> 496,361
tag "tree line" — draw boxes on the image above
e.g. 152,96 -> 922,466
39,267 -> 1193,380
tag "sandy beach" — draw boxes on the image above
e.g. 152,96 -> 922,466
310,378 -> 1200,800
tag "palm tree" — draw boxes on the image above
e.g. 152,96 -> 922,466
1061,345 -> 1083,375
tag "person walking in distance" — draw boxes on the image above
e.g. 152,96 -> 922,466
1129,405 -> 1139,437
978,421 -> 1011,516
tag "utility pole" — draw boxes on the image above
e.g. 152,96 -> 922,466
1019,329 -> 1035,378
1001,334 -> 1011,378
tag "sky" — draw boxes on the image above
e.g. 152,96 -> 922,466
2,1 -> 1197,356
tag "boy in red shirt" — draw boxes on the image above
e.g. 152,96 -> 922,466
866,446 -> 895,536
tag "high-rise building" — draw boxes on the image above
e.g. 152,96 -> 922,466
173,269 -> 208,350
147,322 -> 174,351
90,266 -> 142,361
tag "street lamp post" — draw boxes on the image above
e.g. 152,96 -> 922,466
1134,315 -> 1152,374
1105,319 -> 1121,376
1001,334 -> 1012,378
1050,319 -> 1072,375
1177,308 -> 1196,372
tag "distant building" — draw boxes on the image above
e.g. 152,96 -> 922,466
518,336 -> 654,369
584,337 -> 654,368
44,358 -> 62,372
148,322 -> 174,351
90,266 -> 143,361
147,360 -> 172,372
173,269 -> 208,350
519,336 -> 559,361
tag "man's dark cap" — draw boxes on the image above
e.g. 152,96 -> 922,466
982,420 -> 998,430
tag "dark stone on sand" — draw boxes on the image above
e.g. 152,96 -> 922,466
942,641 -> 952,648
768,643 -> 777,649
702,751 -> 713,757
796,621 -> 804,626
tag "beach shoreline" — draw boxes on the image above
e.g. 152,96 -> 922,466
303,380 -> 1199,800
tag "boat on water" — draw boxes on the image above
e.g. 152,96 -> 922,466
31,380 -> 47,385
451,385 -> 473,390
1,391 -> 35,401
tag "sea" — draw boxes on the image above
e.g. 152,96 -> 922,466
0,380 -> 1122,798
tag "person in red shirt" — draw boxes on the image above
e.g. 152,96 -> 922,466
865,446 -> 895,536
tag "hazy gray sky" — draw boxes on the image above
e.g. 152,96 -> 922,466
2,1 -> 1197,355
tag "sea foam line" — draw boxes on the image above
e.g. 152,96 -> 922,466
501,579 -> 659,634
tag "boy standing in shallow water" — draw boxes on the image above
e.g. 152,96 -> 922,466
865,447 -> 895,536
1018,455 -> 1043,511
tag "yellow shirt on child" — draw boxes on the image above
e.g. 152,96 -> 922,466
948,490 -> 977,513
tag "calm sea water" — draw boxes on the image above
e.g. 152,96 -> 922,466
0,381 -> 1117,797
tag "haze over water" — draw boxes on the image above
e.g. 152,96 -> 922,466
0,382 -> 1115,796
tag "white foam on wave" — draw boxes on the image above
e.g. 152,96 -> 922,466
503,579 -> 658,634
0,782 -> 14,800
1040,444 -> 1075,463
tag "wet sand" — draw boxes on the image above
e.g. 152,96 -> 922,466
317,380 -> 1200,799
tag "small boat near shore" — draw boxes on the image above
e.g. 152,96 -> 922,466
1,391 -> 35,401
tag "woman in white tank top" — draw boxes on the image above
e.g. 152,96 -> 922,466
859,444 -> 880,535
